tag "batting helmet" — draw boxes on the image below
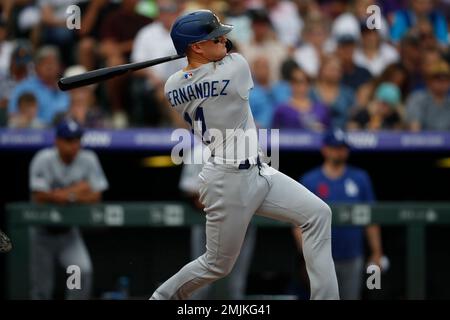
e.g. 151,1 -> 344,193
170,10 -> 233,55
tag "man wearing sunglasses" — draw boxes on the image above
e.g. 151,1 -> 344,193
150,10 -> 339,300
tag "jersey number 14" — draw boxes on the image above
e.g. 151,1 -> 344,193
184,107 -> 210,144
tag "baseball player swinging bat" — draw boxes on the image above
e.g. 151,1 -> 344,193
149,10 -> 339,300
58,54 -> 186,91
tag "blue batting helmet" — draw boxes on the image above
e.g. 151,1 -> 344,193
170,10 -> 233,55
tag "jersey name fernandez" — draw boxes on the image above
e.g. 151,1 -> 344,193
164,53 -> 258,162
167,80 -> 230,107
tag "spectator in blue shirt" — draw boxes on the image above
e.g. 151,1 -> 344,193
390,0 -> 448,47
294,129 -> 383,300
310,55 -> 355,129
249,55 -> 276,128
271,59 -> 300,107
8,46 -> 69,125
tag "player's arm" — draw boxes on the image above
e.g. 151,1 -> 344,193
32,190 -> 69,204
40,4 -> 66,27
29,153 -> 67,204
231,53 -> 254,101
32,182 -> 100,204
365,225 -> 383,266
64,181 -> 102,203
70,189 -> 102,203
79,0 -> 108,36
361,171 -> 384,267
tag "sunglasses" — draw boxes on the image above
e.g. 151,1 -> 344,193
430,74 -> 450,80
291,77 -> 308,84
192,37 -> 223,46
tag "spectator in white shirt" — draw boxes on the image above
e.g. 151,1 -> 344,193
354,23 -> 399,77
263,0 -> 303,49
331,0 -> 390,43
224,0 -> 253,45
239,9 -> 288,84
293,13 -> 333,79
129,1 -> 186,127
131,2 -> 186,82
0,17 -> 14,76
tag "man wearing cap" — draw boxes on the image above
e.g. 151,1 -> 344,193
406,60 -> 450,131
335,34 -> 372,91
29,118 -> 109,299
293,130 -> 384,300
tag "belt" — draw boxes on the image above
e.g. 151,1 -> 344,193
238,155 -> 262,170
210,154 -> 261,170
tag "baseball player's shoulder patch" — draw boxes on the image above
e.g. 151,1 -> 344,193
183,71 -> 193,79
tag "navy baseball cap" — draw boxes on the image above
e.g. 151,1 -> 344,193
336,33 -> 357,45
322,129 -> 349,147
55,119 -> 84,139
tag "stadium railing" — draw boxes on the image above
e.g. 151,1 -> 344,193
6,201 -> 450,299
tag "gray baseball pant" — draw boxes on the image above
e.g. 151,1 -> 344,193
30,227 -> 93,300
151,162 -> 339,300
189,223 -> 257,299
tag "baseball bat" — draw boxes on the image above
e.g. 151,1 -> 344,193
58,54 -> 186,91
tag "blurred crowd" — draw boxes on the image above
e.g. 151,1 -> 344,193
0,0 -> 449,131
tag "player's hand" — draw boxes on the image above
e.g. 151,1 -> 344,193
52,189 -> 70,204
368,253 -> 383,269
368,254 -> 390,273
68,181 -> 91,194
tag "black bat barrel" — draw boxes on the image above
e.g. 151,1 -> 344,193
57,54 -> 186,91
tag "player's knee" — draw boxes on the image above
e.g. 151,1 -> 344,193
320,202 -> 332,221
204,257 -> 235,279
313,200 -> 332,225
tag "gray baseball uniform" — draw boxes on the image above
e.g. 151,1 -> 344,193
151,53 -> 339,300
29,147 -> 109,299
179,141 -> 257,299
